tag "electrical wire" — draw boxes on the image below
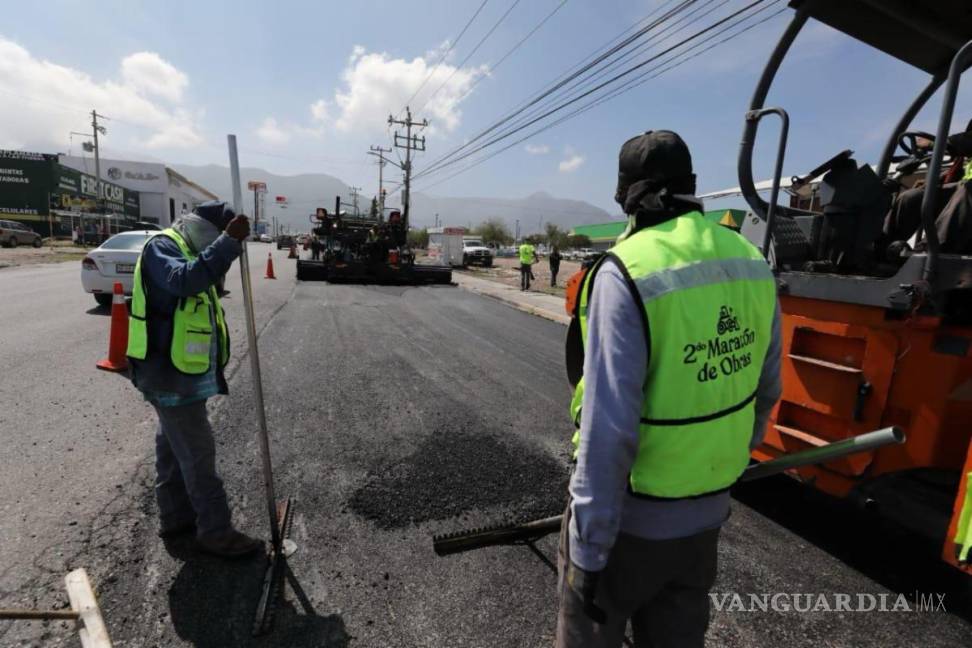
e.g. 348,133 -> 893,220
414,0 -> 524,116
412,1 -> 785,191
415,0 -> 770,181
398,0 -> 491,117
453,0 -> 569,106
416,0 -> 696,175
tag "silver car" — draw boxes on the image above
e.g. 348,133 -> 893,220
0,219 -> 42,248
80,230 -> 156,307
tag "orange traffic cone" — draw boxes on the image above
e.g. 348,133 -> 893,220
96,282 -> 129,372
288,243 -> 297,259
265,252 -> 277,279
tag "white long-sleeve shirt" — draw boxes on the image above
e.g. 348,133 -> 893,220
568,257 -> 783,571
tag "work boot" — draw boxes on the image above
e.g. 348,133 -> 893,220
197,529 -> 264,558
158,520 -> 196,539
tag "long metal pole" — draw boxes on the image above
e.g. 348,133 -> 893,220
227,134 -> 282,554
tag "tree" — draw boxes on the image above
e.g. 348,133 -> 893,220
474,218 -> 513,247
525,234 -> 545,246
407,227 -> 429,249
368,197 -> 379,219
544,222 -> 568,250
566,234 -> 592,248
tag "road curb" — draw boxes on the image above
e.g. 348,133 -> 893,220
453,275 -> 569,326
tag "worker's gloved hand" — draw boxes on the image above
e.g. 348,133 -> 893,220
566,560 -> 606,624
225,214 -> 250,242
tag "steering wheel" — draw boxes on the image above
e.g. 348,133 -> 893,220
895,131 -> 936,157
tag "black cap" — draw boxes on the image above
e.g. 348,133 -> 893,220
615,130 -> 695,207
195,201 -> 234,229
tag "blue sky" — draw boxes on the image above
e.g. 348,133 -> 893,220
2,0 -> 970,217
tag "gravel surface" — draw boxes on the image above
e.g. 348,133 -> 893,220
3,262 -> 970,647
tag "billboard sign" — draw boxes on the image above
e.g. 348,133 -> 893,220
247,180 -> 267,192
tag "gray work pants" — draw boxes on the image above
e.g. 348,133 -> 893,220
556,505 -> 720,648
152,400 -> 232,538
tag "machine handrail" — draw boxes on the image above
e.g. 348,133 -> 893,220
744,107 -> 790,266
920,39 -> 972,282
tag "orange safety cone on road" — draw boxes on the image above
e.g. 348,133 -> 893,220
288,243 -> 297,259
96,282 -> 129,372
265,252 -> 277,279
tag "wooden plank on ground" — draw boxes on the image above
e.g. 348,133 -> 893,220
64,568 -> 113,648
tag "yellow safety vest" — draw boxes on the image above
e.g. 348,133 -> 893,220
126,229 -> 229,375
571,211 -> 776,498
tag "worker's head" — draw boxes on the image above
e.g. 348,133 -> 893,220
194,201 -> 235,230
615,130 -> 696,215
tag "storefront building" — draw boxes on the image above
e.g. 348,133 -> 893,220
0,150 -> 140,237
59,156 -> 217,227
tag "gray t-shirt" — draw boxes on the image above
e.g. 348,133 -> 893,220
568,257 -> 782,571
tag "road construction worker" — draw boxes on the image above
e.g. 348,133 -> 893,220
549,246 -> 563,287
558,131 -> 782,647
518,240 -> 536,291
126,200 -> 263,558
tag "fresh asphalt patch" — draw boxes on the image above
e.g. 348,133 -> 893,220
349,424 -> 568,530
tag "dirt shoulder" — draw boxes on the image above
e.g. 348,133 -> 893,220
0,243 -> 89,269
458,256 -> 581,297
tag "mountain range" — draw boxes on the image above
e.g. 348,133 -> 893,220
171,164 -> 615,234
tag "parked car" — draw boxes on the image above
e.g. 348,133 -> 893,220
276,234 -> 295,250
0,219 -> 42,248
462,237 -> 493,267
496,246 -> 518,258
80,230 -> 156,307
260,233 -> 273,243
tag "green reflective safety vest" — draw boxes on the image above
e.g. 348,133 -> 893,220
519,243 -> 536,265
126,228 -> 230,375
571,211 -> 777,499
963,160 -> 972,183
956,471 -> 972,562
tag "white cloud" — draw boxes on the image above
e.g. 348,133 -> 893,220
525,143 -> 549,155
120,51 -> 188,102
317,46 -> 485,136
255,117 -> 291,145
0,37 -> 203,151
559,152 -> 584,173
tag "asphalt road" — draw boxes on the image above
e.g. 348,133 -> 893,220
1,248 -> 970,647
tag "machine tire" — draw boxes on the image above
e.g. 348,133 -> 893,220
462,254 -> 469,267
8,237 -> 17,248
484,258 -> 493,268
32,237 -> 42,248
94,293 -> 112,307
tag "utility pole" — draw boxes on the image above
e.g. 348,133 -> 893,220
91,110 -> 108,234
388,106 -> 428,230
349,186 -> 362,216
368,145 -> 392,219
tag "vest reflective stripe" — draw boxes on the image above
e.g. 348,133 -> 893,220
956,471 -> 972,562
126,229 -> 230,375
964,160 -> 972,183
570,211 -> 776,499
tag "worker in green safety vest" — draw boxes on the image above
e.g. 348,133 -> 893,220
126,201 -> 263,558
518,240 -> 536,290
556,131 -> 782,648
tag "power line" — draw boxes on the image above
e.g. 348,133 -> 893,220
416,0 -> 771,180
412,1 -> 785,190
416,0 -> 697,176
414,0 -> 524,116
454,0 -> 569,106
436,0 -> 728,174
399,0 -> 491,117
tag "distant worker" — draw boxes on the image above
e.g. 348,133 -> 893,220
518,240 -> 536,291
311,235 -> 322,261
549,246 -> 563,287
558,131 -> 782,648
126,200 -> 263,558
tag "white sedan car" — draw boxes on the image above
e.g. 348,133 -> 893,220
81,230 -> 157,307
